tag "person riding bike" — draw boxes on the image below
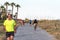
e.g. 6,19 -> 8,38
33,19 -> 38,31
29,20 -> 32,26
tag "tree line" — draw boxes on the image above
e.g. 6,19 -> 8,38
0,2 -> 20,20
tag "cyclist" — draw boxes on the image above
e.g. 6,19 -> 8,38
29,20 -> 32,26
33,19 -> 38,31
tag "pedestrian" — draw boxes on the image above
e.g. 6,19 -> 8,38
3,13 -> 16,40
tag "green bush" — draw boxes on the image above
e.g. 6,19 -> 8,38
0,20 -> 4,23
0,20 -> 4,26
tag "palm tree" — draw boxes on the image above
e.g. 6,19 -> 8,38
4,2 -> 10,15
11,2 -> 15,17
16,4 -> 20,14
16,4 -> 20,19
1,6 -> 5,20
1,6 -> 5,12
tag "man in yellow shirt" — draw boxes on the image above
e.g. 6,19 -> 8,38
3,14 -> 16,40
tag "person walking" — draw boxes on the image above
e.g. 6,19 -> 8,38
3,14 -> 16,40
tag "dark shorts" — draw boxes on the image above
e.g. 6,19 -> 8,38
6,31 -> 14,38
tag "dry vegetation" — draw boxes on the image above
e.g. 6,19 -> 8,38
38,20 -> 60,40
0,26 -> 6,40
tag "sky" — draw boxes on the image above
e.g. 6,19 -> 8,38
0,0 -> 60,20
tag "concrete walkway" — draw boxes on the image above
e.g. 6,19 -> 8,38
14,23 -> 55,40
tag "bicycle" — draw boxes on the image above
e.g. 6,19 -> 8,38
34,23 -> 37,31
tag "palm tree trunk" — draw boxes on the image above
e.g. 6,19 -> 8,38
6,5 -> 8,15
17,7 -> 18,19
17,7 -> 18,14
12,6 -> 13,17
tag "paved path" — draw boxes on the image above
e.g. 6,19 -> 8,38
14,23 -> 55,40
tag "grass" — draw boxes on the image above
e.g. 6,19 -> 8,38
38,20 -> 60,40
0,20 -> 4,26
0,20 -> 5,40
0,26 -> 5,40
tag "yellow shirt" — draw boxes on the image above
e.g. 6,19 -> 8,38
3,19 -> 16,32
